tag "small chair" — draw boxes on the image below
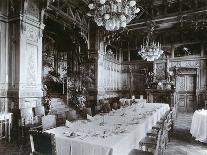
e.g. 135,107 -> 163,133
163,111 -> 173,145
139,129 -> 163,153
42,115 -> 56,131
19,108 -> 42,140
35,106 -> 45,124
205,101 -> 207,110
29,130 -> 56,155
0,116 -> 10,141
147,129 -> 159,138
128,149 -> 153,155
35,106 -> 45,117
139,135 -> 157,152
20,108 -> 34,126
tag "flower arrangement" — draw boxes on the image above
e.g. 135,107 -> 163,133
67,77 -> 88,111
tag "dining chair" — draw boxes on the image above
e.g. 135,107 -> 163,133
205,101 -> 207,110
0,116 -> 9,140
20,108 -> 34,126
139,134 -> 157,152
19,107 -> 43,143
42,115 -> 56,131
128,149 -> 153,155
163,111 -> 173,146
29,130 -> 56,155
35,106 -> 45,117
34,106 -> 45,124
139,128 -> 164,154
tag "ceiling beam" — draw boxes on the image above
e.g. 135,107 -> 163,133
127,7 -> 207,31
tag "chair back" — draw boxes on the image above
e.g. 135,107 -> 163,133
0,115 -> 9,139
205,101 -> 207,110
20,108 -> 34,126
21,108 -> 34,118
42,115 -> 56,131
154,129 -> 163,155
29,130 -> 56,155
35,106 -> 45,116
128,149 -> 153,155
34,106 -> 45,125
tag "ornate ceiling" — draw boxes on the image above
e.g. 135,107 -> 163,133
45,0 -> 207,49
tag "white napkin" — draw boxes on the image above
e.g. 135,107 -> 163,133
65,120 -> 73,128
87,114 -> 94,121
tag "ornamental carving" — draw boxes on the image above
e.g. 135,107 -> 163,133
27,0 -> 39,19
171,61 -> 181,67
26,44 -> 37,85
176,76 -> 185,91
187,76 -> 195,91
172,60 -> 199,68
181,61 -> 199,68
26,25 -> 38,43
155,63 -> 166,79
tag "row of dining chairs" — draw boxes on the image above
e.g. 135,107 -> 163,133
134,110 -> 173,155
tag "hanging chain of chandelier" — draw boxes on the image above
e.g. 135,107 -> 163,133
138,26 -> 164,61
87,0 -> 140,31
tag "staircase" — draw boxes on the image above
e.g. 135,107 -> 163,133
49,98 -> 69,115
49,97 -> 70,125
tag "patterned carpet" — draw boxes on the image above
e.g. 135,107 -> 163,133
165,112 -> 207,155
0,140 -> 30,155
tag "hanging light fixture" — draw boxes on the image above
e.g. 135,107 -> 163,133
138,25 -> 163,61
87,0 -> 140,31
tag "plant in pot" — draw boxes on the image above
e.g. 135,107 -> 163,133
67,77 -> 89,119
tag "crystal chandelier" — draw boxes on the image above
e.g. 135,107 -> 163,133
87,0 -> 140,31
138,27 -> 163,61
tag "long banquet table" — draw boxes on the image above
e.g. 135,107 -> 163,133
46,103 -> 170,155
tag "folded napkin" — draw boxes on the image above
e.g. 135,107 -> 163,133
65,120 -> 73,128
64,131 -> 81,138
87,114 -> 94,121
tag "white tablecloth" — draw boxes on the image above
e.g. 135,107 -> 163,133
46,103 -> 169,155
190,110 -> 207,143
119,99 -> 146,105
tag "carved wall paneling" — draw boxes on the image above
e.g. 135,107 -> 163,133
26,43 -> 38,86
175,68 -> 197,112
0,22 -> 8,100
154,56 -> 206,110
4,0 -> 49,112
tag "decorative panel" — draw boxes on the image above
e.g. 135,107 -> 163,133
172,60 -> 200,68
26,43 -> 38,85
27,0 -> 39,19
187,95 -> 194,112
177,94 -> 186,111
186,75 -> 195,91
176,76 -> 185,91
155,62 -> 166,80
26,24 -> 39,43
181,60 -> 199,68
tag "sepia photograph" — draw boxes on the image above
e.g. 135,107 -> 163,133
0,0 -> 207,155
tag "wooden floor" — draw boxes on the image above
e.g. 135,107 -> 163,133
0,112 -> 207,155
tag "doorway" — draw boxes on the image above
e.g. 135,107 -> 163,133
176,73 -> 197,112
